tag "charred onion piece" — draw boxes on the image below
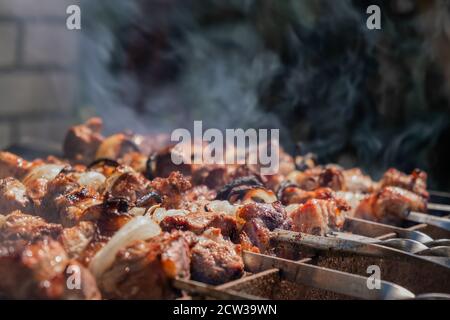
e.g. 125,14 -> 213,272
104,197 -> 130,214
88,158 -> 120,169
135,191 -> 162,207
215,176 -> 263,201
145,153 -> 157,180
276,181 -> 300,200
95,134 -> 140,160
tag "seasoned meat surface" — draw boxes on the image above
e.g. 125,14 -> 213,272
0,152 -> 32,180
287,198 -> 349,235
0,211 -> 62,242
160,212 -> 238,241
99,231 -> 193,299
355,186 -> 427,224
237,202 -> 289,252
380,168 -> 428,199
63,118 -> 104,165
0,178 -> 33,214
190,229 -> 244,285
0,238 -> 100,299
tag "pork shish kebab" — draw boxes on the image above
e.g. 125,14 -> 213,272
0,118 -> 441,300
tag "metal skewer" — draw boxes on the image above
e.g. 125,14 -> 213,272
427,203 -> 450,213
243,251 -> 415,300
272,229 -> 450,268
405,211 -> 450,232
344,217 -> 433,243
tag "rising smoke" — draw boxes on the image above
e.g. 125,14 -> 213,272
79,0 -> 450,189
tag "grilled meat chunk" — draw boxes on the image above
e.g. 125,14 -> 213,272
63,118 -> 104,165
0,178 -> 33,214
237,202 -> 289,252
279,186 -> 335,205
342,168 -> 375,193
59,221 -> 96,260
151,171 -> 192,209
288,166 -> 346,191
98,231 -> 193,299
355,186 -> 427,224
0,152 -> 32,180
380,168 -> 429,199
0,211 -> 62,242
287,198 -> 350,235
190,228 -> 244,285
106,170 -> 155,206
40,172 -> 102,226
0,238 -> 100,299
160,212 -> 238,241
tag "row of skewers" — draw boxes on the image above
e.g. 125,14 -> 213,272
0,118 -> 449,299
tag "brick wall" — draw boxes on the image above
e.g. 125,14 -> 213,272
0,0 -> 81,150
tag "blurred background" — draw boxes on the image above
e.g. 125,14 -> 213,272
0,0 -> 449,189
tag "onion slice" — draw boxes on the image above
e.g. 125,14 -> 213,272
23,164 -> 65,185
89,216 -> 161,278
77,172 -> 106,191
152,208 -> 188,224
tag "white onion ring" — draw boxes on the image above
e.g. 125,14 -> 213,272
23,164 -> 65,186
77,172 -> 106,191
89,216 -> 161,278
152,208 -> 188,224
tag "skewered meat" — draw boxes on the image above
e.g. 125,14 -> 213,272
190,228 -> 244,285
0,211 -> 62,242
279,185 -> 335,205
23,164 -> 66,206
150,171 -> 192,209
0,238 -> 100,299
97,230 -> 193,299
0,152 -> 35,180
380,168 -> 429,199
0,117 -> 437,300
59,221 -> 96,260
286,198 -> 350,235
237,202 -> 290,252
63,118 -> 105,165
342,168 -> 376,193
104,167 -> 153,205
0,178 -> 34,214
287,166 -> 346,191
39,170 -> 102,227
160,211 -> 239,241
354,186 -> 427,224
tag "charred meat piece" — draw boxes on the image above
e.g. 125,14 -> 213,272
0,177 -> 33,214
63,118 -> 104,165
0,152 -> 33,180
355,186 -> 427,225
98,231 -> 193,299
95,133 -> 140,161
0,238 -> 100,299
342,168 -> 376,193
40,172 -> 102,226
380,168 -> 429,199
151,171 -> 192,209
105,169 -> 154,205
318,167 -> 346,191
192,165 -> 231,190
190,228 -> 244,285
278,184 -> 335,205
0,211 -> 62,242
287,198 -> 350,235
160,212 -> 238,241
237,202 -> 289,252
148,146 -> 192,179
59,221 -> 96,260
